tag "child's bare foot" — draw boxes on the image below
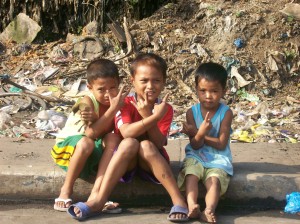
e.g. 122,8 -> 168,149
200,208 -> 217,223
188,204 -> 201,219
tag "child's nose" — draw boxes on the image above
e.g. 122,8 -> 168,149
147,81 -> 154,88
205,92 -> 211,98
104,90 -> 110,95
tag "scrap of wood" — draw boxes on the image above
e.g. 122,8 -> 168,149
107,22 -> 126,43
114,17 -> 138,62
107,13 -> 126,43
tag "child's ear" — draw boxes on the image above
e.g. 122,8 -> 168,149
130,76 -> 134,83
222,88 -> 226,97
87,83 -> 92,90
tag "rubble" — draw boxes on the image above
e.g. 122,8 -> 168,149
0,0 -> 299,143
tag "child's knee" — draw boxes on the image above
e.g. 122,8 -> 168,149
118,138 -> 139,155
76,137 -> 94,154
205,176 -> 221,191
139,140 -> 158,158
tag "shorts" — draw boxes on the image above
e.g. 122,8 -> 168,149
51,134 -> 103,179
119,147 -> 169,184
177,157 -> 230,196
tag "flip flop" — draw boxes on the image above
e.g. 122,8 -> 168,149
167,205 -> 189,223
102,201 -> 122,214
67,202 -> 101,221
53,198 -> 72,212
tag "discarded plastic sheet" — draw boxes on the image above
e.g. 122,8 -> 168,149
231,130 -> 253,143
246,102 -> 269,117
267,55 -> 279,71
0,111 -> 11,130
233,38 -> 244,48
237,88 -> 260,102
43,67 -> 59,81
231,66 -> 252,88
284,192 -> 300,214
63,78 -> 88,97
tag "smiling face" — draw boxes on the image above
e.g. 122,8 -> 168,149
87,77 -> 119,106
131,65 -> 165,104
197,78 -> 225,111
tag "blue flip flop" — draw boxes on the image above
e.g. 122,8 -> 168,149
67,202 -> 101,221
167,205 -> 189,223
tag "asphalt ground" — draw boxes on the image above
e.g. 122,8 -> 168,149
1,199 -> 300,224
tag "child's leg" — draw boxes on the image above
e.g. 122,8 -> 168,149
138,140 -> 188,220
55,137 -> 95,210
73,138 -> 139,216
185,174 -> 201,218
87,133 -> 121,201
200,176 -> 220,223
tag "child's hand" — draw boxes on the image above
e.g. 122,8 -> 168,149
153,93 -> 169,120
130,92 -> 153,118
198,111 -> 212,136
109,85 -> 129,111
80,106 -> 96,123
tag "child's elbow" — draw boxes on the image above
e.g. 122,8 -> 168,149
121,133 -> 130,138
216,142 -> 227,150
85,129 -> 97,139
120,131 -> 134,139
156,140 -> 166,150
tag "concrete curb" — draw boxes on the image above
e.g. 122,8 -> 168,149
0,138 -> 299,204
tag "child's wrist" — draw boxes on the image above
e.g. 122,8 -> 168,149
152,113 -> 161,122
107,106 -> 118,115
194,132 -> 205,141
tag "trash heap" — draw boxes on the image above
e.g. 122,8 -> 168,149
0,0 -> 299,143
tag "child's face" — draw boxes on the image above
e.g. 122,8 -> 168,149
131,65 -> 165,104
197,78 -> 225,110
87,77 -> 119,106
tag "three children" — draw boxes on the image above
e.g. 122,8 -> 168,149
51,54 -> 232,223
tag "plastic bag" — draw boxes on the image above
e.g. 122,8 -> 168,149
284,192 -> 300,214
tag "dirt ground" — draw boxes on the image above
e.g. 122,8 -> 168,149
0,0 -> 299,143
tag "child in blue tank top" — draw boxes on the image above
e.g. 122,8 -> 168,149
177,62 -> 233,223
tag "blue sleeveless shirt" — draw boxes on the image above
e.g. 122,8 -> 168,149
185,103 -> 233,176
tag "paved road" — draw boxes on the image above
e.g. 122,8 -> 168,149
1,200 -> 299,224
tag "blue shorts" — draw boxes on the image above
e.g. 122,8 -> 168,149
120,168 -> 161,184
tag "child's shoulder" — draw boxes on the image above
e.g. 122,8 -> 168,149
219,102 -> 232,112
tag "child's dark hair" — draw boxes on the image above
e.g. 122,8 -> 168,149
129,53 -> 167,81
86,58 -> 119,84
194,62 -> 228,89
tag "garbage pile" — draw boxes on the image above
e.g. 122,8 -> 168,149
0,0 -> 299,143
